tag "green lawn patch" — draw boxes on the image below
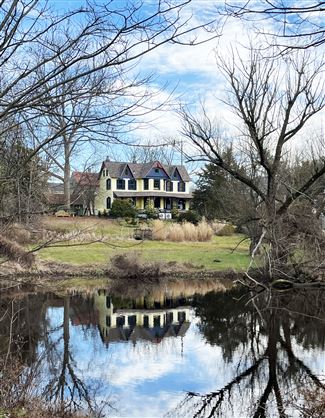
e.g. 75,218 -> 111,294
37,233 -> 250,271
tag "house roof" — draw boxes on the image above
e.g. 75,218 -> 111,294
48,182 -> 64,194
101,160 -> 190,182
71,171 -> 99,187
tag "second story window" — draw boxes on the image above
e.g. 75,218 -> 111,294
117,179 -> 125,190
178,181 -> 185,192
154,179 -> 160,190
165,180 -> 173,192
128,179 -> 137,190
106,179 -> 111,190
144,178 -> 149,190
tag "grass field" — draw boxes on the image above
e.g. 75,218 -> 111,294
38,216 -> 250,271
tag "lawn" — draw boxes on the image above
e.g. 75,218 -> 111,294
38,216 -> 250,271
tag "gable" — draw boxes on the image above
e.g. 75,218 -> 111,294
121,164 -> 134,179
171,168 -> 181,181
145,161 -> 169,179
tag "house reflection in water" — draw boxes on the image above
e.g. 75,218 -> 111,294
94,290 -> 191,345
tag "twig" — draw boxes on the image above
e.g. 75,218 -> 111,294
230,236 -> 250,254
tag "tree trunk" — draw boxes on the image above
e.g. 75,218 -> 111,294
64,140 -> 71,210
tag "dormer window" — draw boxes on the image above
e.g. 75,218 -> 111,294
154,179 -> 160,190
155,168 -> 159,174
125,168 -> 129,175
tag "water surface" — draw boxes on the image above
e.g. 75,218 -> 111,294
0,281 -> 324,417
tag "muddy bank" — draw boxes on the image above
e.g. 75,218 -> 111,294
0,259 -> 242,284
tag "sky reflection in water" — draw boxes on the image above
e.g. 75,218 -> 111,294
2,284 -> 325,417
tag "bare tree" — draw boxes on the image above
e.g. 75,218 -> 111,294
180,48 -> 325,279
0,1 -> 216,212
0,0 -> 216,154
224,0 -> 325,51
25,65 -> 160,209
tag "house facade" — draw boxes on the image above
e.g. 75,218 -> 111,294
94,290 -> 190,345
95,160 -> 192,214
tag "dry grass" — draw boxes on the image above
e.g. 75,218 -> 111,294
152,220 -> 213,242
210,221 -> 227,234
0,235 -> 34,267
3,223 -> 32,244
41,216 -> 135,239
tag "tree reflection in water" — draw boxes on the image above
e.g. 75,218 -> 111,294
0,292 -> 112,416
0,286 -> 324,417
168,288 -> 325,418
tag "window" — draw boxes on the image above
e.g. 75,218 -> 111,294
144,178 -> 149,190
106,197 -> 111,209
165,180 -> 173,192
178,311 -> 186,323
106,316 -> 111,327
143,315 -> 149,328
153,315 -> 161,327
128,179 -> 137,190
154,168 -> 159,174
178,199 -> 185,210
103,170 -> 106,177
178,181 -> 185,192
166,312 -> 174,324
106,179 -> 111,190
125,167 -> 129,175
128,315 -> 137,327
117,179 -> 125,190
116,316 -> 125,327
154,179 -> 160,190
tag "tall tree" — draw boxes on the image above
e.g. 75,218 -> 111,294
181,48 -> 325,279
0,1 -> 216,210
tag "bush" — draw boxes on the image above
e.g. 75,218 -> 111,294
110,199 -> 137,219
178,210 -> 200,225
171,206 -> 179,219
145,201 -> 159,219
215,223 -> 236,236
109,252 -> 161,279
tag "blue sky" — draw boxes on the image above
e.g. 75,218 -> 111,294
45,1 -> 325,171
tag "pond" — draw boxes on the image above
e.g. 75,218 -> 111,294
0,280 -> 324,417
